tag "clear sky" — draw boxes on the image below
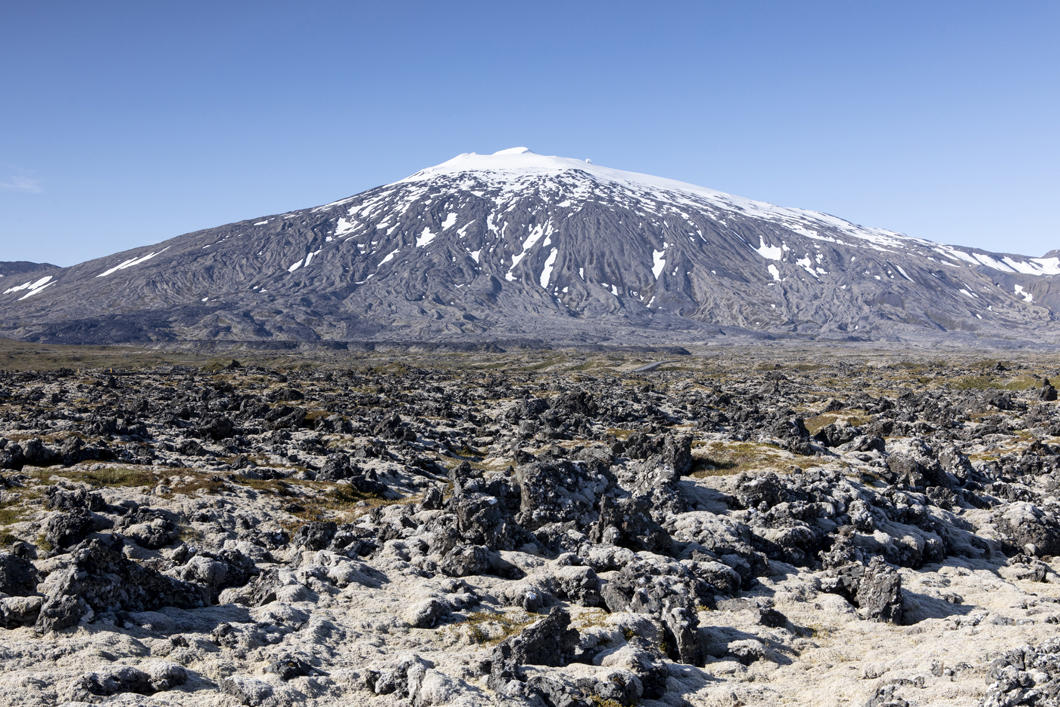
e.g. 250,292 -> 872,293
2,1 -> 1057,265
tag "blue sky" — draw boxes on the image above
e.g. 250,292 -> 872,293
1,1 -> 1057,265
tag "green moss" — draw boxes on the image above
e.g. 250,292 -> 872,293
229,475 -> 404,524
35,533 -> 53,554
0,507 -> 26,526
163,472 -> 228,496
691,440 -> 812,477
74,467 -> 158,488
461,610 -> 535,645
589,698 -> 627,707
803,410 -> 871,435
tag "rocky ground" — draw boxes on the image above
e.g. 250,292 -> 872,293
1,343 -> 1060,705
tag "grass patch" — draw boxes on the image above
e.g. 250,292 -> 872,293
178,525 -> 205,543
573,608 -> 611,631
35,533 -> 53,554
0,506 -> 27,526
461,610 -> 535,645
589,699 -> 625,707
692,440 -> 813,477
164,473 -> 228,496
229,475 -> 407,523
804,410 -> 871,435
74,467 -> 158,488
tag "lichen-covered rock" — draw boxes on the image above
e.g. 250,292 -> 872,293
35,536 -> 208,632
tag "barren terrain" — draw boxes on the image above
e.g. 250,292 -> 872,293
0,340 -> 1058,706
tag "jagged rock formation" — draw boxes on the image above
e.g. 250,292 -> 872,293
2,148 -> 1058,345
1,350 -> 1060,704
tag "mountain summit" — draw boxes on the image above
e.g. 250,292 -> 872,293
2,148 -> 1058,346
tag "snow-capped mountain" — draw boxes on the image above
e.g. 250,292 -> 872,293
2,147 -> 1058,346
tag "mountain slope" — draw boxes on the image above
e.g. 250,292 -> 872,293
1,147 -> 1057,346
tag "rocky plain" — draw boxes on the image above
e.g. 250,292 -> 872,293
0,339 -> 1059,705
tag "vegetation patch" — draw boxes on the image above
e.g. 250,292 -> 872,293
804,410 -> 872,435
229,475 -> 406,523
65,467 -> 158,488
460,610 -> 535,645
0,499 -> 29,527
692,440 -> 814,477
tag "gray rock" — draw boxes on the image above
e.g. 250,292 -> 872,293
75,666 -> 153,696
0,552 -> 37,595
484,607 -> 579,688
35,536 -> 208,632
221,675 -> 275,706
0,595 -> 42,628
856,558 -> 904,623
147,661 -> 188,691
404,598 -> 450,628
44,509 -> 98,549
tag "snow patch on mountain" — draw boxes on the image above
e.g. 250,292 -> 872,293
96,248 -> 169,278
652,247 -> 667,279
540,248 -> 558,288
4,275 -> 54,300
755,239 -> 783,261
1004,256 -> 1060,276
416,227 -> 436,248
506,222 -> 551,281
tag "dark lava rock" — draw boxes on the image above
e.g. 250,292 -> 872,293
983,637 -> 1060,707
592,494 -> 671,553
267,654 -> 313,681
45,486 -> 106,512
44,509 -> 100,550
620,432 -> 693,475
601,558 -> 705,664
221,676 -> 274,706
514,459 -> 611,533
450,490 -> 523,551
0,595 -> 43,628
199,415 -> 236,440
370,655 -> 431,698
292,521 -> 337,551
995,502 -> 1060,557
822,557 -> 904,623
35,536 -> 208,632
484,607 -> 579,689
855,557 -> 904,623
76,666 -> 153,696
0,552 -> 38,596
120,507 -> 180,549
734,471 -> 784,510
438,544 -> 523,579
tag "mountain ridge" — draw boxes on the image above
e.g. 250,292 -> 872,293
2,148 -> 1057,347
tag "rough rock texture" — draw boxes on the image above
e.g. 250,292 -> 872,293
0,347 -> 1057,704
